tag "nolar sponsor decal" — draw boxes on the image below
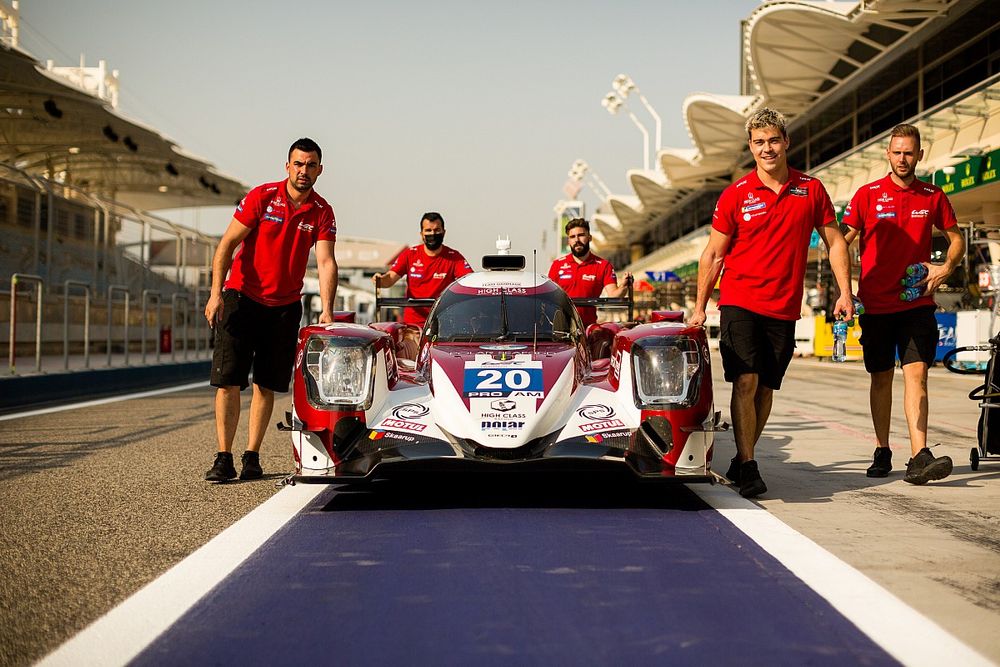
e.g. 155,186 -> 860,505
481,420 -> 525,430
579,419 -> 625,433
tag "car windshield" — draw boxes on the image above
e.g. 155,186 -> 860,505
427,289 -> 581,343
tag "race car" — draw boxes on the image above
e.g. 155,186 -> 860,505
282,251 -> 723,483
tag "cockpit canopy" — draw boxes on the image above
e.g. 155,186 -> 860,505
426,281 -> 582,343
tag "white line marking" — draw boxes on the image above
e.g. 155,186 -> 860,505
690,484 -> 994,667
38,482 -> 330,667
0,382 -> 209,421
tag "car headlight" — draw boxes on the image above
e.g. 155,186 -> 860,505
304,336 -> 375,407
631,337 -> 702,408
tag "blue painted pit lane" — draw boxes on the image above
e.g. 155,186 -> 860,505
133,477 -> 896,666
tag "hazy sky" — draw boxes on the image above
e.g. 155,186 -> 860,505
17,0 -> 757,263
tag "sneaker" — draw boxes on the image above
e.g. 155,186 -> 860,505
239,451 -> 263,480
904,447 -> 953,485
205,452 -> 236,482
866,447 -> 892,478
738,459 -> 767,498
725,456 -> 741,484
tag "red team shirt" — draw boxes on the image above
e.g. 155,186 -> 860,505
390,245 -> 472,325
226,180 -> 337,307
548,253 -> 618,327
843,173 -> 957,314
713,168 -> 836,320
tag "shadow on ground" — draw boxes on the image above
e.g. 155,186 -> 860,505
317,472 -> 713,512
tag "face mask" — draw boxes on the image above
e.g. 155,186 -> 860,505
424,233 -> 444,250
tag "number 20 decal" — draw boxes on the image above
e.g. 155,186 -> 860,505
463,367 -> 542,394
474,369 -> 532,390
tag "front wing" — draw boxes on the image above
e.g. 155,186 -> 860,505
289,415 -> 714,484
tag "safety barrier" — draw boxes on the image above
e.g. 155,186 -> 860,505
8,273 -> 43,374
3,280 -> 212,376
63,280 -> 90,370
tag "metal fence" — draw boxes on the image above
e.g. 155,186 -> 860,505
1,165 -> 219,375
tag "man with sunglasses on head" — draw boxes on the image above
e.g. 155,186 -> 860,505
689,107 -> 853,498
374,212 -> 472,328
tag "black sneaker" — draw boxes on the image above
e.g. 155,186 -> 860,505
904,447 -> 953,485
205,452 -> 236,482
738,459 -> 767,498
866,447 -> 892,478
725,456 -> 741,484
239,451 -> 263,480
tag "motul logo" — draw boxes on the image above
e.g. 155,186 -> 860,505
381,418 -> 426,432
579,419 -> 625,433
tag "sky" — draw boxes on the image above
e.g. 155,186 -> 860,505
16,0 -> 758,264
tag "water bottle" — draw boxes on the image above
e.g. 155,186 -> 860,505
905,263 -> 929,280
832,320 -> 848,362
846,297 -> 865,326
902,263 -> 928,287
900,286 -> 922,301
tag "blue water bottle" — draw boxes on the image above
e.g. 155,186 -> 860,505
846,297 -> 865,326
902,263 -> 928,288
832,320 -> 848,362
900,287 -> 922,301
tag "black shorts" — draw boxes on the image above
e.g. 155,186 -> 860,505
858,305 -> 938,373
719,306 -> 796,390
210,290 -> 303,392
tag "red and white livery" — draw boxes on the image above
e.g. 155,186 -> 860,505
284,251 -> 723,483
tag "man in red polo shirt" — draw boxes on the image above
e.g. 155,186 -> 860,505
548,218 -> 629,328
204,137 -> 338,483
373,212 -> 472,328
843,123 -> 964,485
689,107 -> 853,498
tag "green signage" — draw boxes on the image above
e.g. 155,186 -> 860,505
930,148 -> 1000,195
981,149 -> 1000,187
933,155 -> 982,195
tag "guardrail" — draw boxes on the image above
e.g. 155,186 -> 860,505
141,289 -> 161,364
106,285 -> 130,367
63,279 -> 90,370
8,273 -> 43,374
171,292 -> 189,362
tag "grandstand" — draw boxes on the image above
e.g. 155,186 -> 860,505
582,0 -> 999,329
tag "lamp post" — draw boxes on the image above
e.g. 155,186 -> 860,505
568,159 -> 611,199
602,92 -> 650,170
612,74 -> 662,153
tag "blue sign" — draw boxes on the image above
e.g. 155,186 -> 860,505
935,312 -> 957,362
646,271 -> 681,283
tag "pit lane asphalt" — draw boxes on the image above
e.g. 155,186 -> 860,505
2,356 -> 1000,665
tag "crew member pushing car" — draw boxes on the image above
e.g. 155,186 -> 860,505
548,218 -> 629,328
204,138 -> 338,483
373,212 -> 472,328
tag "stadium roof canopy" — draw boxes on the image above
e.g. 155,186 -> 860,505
610,0 -> 959,259
0,43 -> 248,211
746,0 -> 952,116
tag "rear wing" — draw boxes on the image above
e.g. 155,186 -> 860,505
571,278 -> 634,321
373,296 -> 436,321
